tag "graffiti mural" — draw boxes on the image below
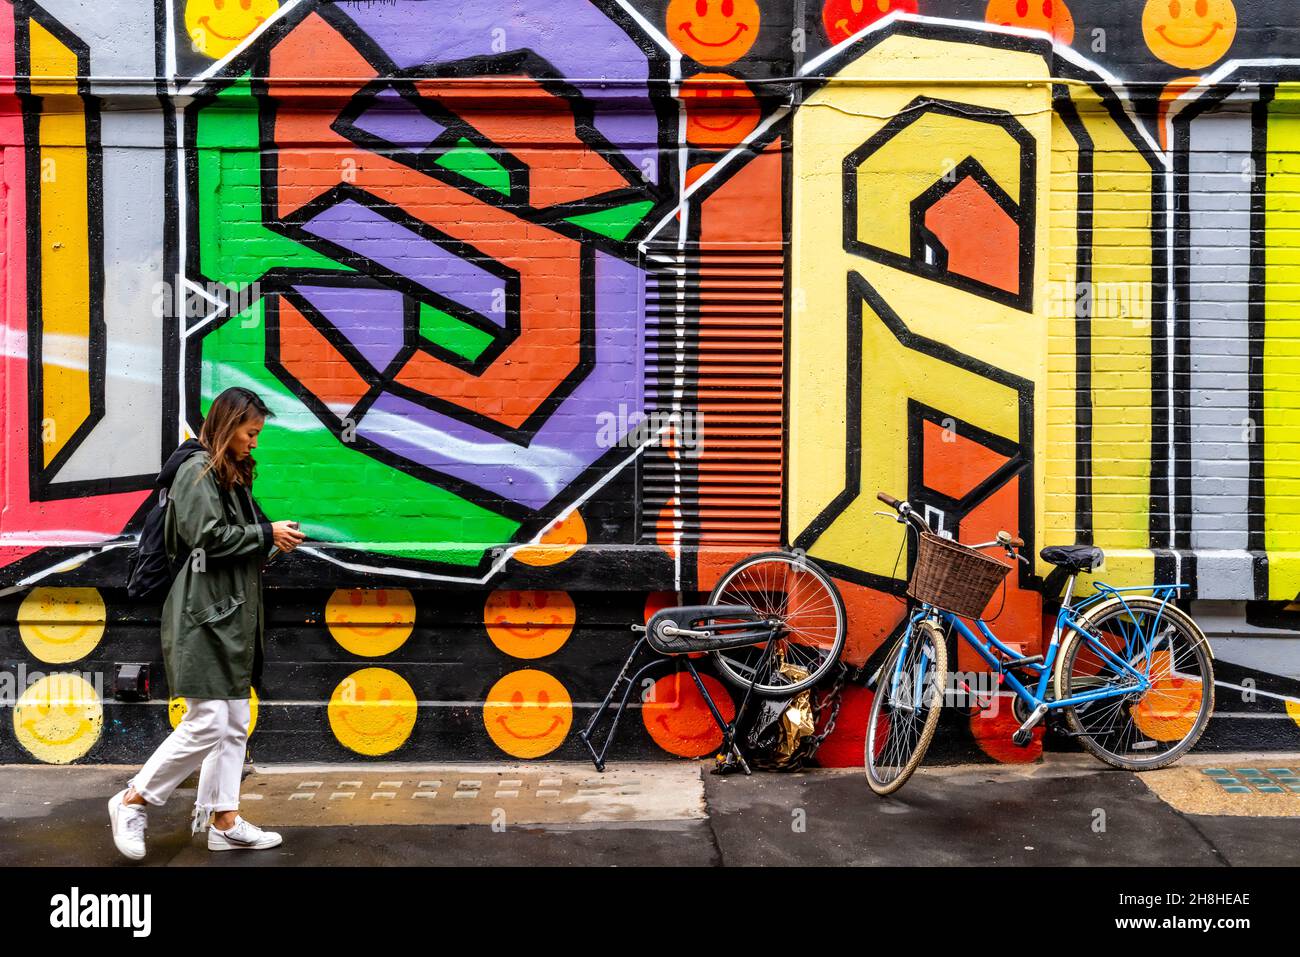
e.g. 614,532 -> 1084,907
1,2 -> 1299,766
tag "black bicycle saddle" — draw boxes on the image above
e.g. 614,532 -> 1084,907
1039,544 -> 1104,572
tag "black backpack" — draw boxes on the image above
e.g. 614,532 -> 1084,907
125,482 -> 187,601
125,441 -> 263,600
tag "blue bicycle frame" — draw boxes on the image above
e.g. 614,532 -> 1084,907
887,576 -> 1191,718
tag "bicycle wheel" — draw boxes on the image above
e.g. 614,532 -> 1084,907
1055,596 -> 1214,770
707,552 -> 846,696
864,619 -> 948,796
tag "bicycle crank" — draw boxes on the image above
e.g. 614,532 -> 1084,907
1011,703 -> 1049,747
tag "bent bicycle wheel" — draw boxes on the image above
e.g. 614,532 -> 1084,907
1055,597 -> 1214,770
864,620 -> 947,796
707,552 -> 846,696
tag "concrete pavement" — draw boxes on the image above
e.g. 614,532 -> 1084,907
1,754 -> 1297,867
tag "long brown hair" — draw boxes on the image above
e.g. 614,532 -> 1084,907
196,387 -> 274,491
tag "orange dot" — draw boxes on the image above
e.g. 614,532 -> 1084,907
483,670 -> 573,758
822,0 -> 918,46
1129,650 -> 1204,742
1157,76 -> 1202,150
1142,0 -> 1238,71
642,671 -> 735,757
513,511 -> 587,567
971,694 -> 1042,763
681,72 -> 761,147
656,497 -> 679,561
984,0 -> 1075,44
484,590 -> 576,659
666,0 -> 761,67
685,162 -> 715,192
803,684 -> 872,767
644,592 -> 679,624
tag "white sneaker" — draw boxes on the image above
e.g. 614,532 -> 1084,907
207,815 -> 282,851
108,789 -> 147,860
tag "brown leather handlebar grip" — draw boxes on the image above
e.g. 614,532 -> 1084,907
877,492 -> 901,509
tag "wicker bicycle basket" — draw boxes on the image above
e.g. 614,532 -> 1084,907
907,531 -> 1013,619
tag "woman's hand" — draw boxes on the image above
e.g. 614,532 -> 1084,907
272,521 -> 307,553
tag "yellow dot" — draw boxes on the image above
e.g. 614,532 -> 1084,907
18,587 -> 106,664
13,674 -> 103,764
325,588 -> 416,657
170,687 -> 259,735
184,0 -> 280,60
328,668 -> 417,756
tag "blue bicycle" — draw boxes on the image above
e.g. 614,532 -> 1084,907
865,492 -> 1215,796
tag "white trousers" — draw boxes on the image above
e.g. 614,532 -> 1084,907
128,698 -> 251,833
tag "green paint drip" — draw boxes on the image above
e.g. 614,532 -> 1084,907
434,138 -> 511,195
418,303 -> 495,361
563,199 -> 654,241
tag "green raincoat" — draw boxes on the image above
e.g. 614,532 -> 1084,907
161,450 -> 274,700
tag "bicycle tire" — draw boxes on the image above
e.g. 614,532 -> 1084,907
707,551 -> 846,696
1054,596 -> 1215,771
864,619 -> 948,796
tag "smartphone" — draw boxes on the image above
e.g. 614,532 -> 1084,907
266,521 -> 301,560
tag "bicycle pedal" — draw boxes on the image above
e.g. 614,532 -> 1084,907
1011,729 -> 1034,747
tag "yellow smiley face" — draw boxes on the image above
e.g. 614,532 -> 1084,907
170,688 -> 259,734
1142,0 -> 1237,71
185,0 -> 279,60
483,670 -> 572,759
13,674 -> 103,763
325,588 -> 416,657
18,587 -> 106,664
327,668 -> 417,756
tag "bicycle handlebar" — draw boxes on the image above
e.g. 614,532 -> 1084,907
877,491 -> 1026,558
876,491 -> 932,535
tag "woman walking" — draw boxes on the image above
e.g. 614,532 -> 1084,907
109,387 -> 306,859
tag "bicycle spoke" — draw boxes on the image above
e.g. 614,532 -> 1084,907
710,554 -> 845,695
1062,601 -> 1212,768
866,624 -> 945,793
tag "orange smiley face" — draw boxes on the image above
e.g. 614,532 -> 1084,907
641,672 -> 735,758
1143,0 -> 1237,71
985,0 -> 1075,44
512,510 -> 587,567
668,0 -> 760,67
681,72 -> 761,147
484,590 -> 576,659
821,0 -> 919,46
483,670 -> 572,758
1129,650 -> 1205,742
